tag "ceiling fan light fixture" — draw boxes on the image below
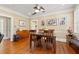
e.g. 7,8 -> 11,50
32,4 -> 45,15
35,9 -> 40,12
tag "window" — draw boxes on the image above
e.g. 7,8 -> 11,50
31,20 -> 38,30
74,5 -> 79,33
0,18 -> 3,34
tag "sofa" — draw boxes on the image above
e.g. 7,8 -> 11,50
0,33 -> 4,43
66,34 -> 79,53
17,30 -> 30,39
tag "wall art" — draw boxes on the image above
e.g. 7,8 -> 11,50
47,18 -> 57,26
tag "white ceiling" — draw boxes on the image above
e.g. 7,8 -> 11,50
0,4 -> 75,17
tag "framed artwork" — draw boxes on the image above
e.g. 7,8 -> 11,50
59,17 -> 66,25
47,18 -> 57,26
41,20 -> 45,26
19,20 -> 26,27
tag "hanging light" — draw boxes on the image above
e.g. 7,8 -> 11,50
32,4 -> 45,15
34,9 -> 40,12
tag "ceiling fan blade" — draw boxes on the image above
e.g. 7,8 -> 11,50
32,4 -> 45,15
32,12 -> 36,15
40,6 -> 45,10
40,6 -> 45,12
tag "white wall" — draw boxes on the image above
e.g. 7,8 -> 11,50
31,9 -> 74,42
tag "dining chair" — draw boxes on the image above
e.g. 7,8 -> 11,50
30,33 -> 40,50
41,30 -> 56,53
41,30 -> 48,49
29,30 -> 36,34
47,30 -> 56,52
48,29 -> 54,36
39,29 -> 44,34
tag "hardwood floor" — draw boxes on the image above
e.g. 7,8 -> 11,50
0,38 -> 76,54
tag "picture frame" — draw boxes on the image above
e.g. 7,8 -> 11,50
59,17 -> 66,25
47,18 -> 57,26
19,20 -> 26,27
41,20 -> 45,26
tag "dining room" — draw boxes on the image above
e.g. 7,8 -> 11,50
0,4 -> 78,54
0,0 -> 79,59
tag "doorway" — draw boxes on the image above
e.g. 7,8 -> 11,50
0,16 -> 14,41
30,20 -> 38,30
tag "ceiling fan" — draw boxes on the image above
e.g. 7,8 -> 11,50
32,4 -> 45,15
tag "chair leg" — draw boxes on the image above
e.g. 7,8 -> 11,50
41,39 -> 46,50
31,41 -> 35,51
53,43 -> 56,54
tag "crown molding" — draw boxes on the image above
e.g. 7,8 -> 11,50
0,6 -> 29,18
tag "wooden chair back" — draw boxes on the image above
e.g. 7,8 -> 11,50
29,30 -> 36,34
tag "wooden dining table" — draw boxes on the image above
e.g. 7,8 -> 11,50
30,32 -> 56,53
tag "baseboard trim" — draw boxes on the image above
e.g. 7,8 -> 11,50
56,38 -> 66,42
